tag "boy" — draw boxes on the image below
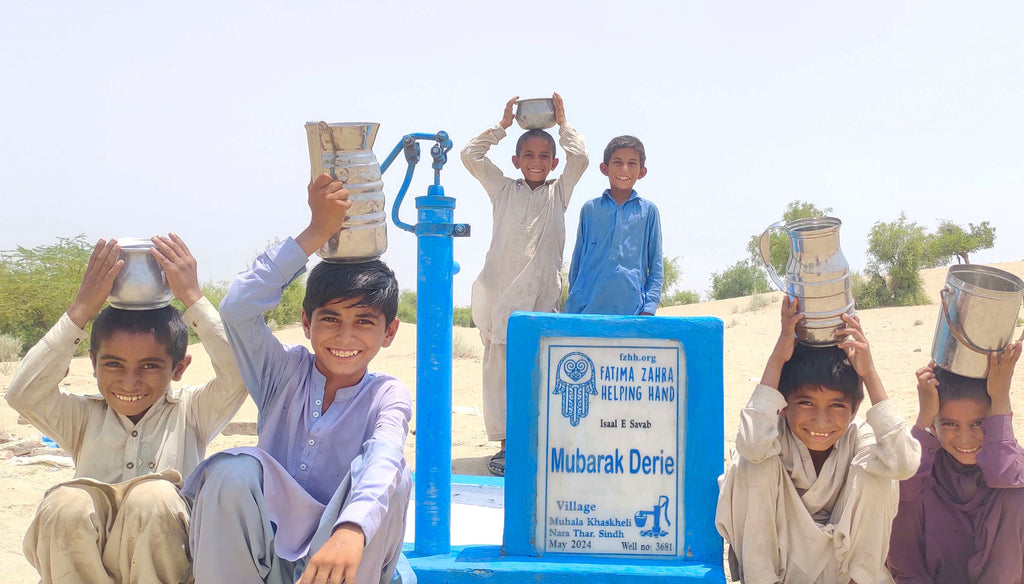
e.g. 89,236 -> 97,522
887,347 -> 1024,583
6,234 -> 248,584
716,297 -> 920,584
462,92 -> 588,475
563,135 -> 662,315
183,173 -> 412,584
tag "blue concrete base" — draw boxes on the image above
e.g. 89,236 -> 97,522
404,544 -> 725,583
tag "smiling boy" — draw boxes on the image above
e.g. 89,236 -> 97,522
462,92 -> 588,475
6,235 -> 248,584
887,347 -> 1024,584
563,135 -> 663,315
183,173 -> 412,584
716,297 -> 919,584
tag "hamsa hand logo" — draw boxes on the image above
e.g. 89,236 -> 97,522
552,351 -> 597,426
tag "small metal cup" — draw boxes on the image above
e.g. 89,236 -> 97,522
515,98 -> 556,130
108,238 -> 173,309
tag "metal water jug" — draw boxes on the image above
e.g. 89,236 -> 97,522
931,264 -> 1024,378
758,217 -> 854,346
305,121 -> 387,262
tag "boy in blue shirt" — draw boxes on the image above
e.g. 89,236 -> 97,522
563,135 -> 663,315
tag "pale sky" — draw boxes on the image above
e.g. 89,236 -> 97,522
3,1 -> 1023,306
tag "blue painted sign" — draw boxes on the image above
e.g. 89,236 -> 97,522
539,339 -> 684,556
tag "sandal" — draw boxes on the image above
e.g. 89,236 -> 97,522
488,449 -> 505,476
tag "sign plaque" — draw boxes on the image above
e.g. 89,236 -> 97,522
536,337 -> 686,556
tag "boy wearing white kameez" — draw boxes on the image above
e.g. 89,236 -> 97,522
716,297 -> 920,584
461,93 -> 588,475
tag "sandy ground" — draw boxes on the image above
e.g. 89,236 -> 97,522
1,261 -> 1023,582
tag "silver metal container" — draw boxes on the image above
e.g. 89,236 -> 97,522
305,121 -> 387,263
108,238 -> 173,310
931,264 -> 1024,378
515,98 -> 556,130
758,217 -> 855,346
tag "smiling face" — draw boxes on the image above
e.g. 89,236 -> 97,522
91,331 -> 190,424
512,136 -> 558,188
935,398 -> 990,465
600,147 -> 647,199
302,297 -> 399,390
783,385 -> 857,452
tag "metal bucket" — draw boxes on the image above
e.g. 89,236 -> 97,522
305,121 -> 387,262
108,238 -> 173,310
931,264 -> 1024,378
758,217 -> 855,346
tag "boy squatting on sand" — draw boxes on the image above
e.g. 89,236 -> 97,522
6,235 -> 248,584
887,346 -> 1024,583
182,173 -> 412,584
461,93 -> 588,475
716,297 -> 920,584
563,134 -> 662,316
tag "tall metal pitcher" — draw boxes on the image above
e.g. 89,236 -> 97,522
758,217 -> 854,346
305,121 -> 387,262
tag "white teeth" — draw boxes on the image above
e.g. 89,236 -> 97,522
330,348 -> 359,358
807,430 -> 831,438
954,445 -> 980,454
114,394 -> 145,402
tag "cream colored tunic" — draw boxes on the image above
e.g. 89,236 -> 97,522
461,123 -> 588,344
5,296 -> 249,482
716,384 -> 920,584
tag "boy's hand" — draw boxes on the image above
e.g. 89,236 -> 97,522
67,239 -> 123,329
299,522 -> 364,584
987,341 -> 1021,416
500,96 -> 519,130
151,233 -> 202,308
296,173 -> 351,256
760,295 -> 802,389
915,361 -> 941,429
837,312 -> 888,404
553,92 -> 566,126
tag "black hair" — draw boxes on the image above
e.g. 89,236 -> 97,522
778,343 -> 864,408
603,135 -> 647,167
934,367 -> 991,407
90,305 -> 188,365
303,260 -> 399,324
515,129 -> 556,157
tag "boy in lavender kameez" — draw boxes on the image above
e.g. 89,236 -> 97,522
183,174 -> 412,584
716,297 -> 920,584
887,344 -> 1024,584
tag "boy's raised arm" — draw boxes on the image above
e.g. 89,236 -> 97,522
6,239 -> 124,452
152,233 -> 248,442
460,97 -> 517,193
978,342 -> 1024,487
553,92 -> 589,202
836,313 -> 888,405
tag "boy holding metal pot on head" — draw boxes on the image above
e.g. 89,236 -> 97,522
6,234 -> 248,584
887,345 -> 1024,584
183,173 -> 412,584
462,92 -> 589,476
716,297 -> 920,584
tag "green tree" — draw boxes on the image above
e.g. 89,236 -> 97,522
0,235 -> 93,354
710,260 -> 770,300
864,213 -> 930,306
925,220 -> 996,266
397,289 -> 417,323
659,255 -> 702,307
747,200 -> 833,278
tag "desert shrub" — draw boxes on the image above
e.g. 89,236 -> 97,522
264,278 -> 305,327
747,293 -> 775,312
453,306 -> 475,328
397,290 -> 417,324
850,271 -> 892,310
0,332 -> 22,374
662,290 -> 701,307
452,335 -> 481,360
710,260 -> 770,300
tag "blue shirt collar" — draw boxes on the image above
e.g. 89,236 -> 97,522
601,189 -> 640,205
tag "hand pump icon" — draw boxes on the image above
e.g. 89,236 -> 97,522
635,495 -> 671,538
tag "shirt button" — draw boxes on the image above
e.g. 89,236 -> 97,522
126,462 -> 134,469
308,439 -> 315,446
312,412 -> 319,418
148,462 -> 155,469
315,400 -> 322,405
131,430 -> 139,437
73,338 -> 81,345
300,464 -> 307,470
